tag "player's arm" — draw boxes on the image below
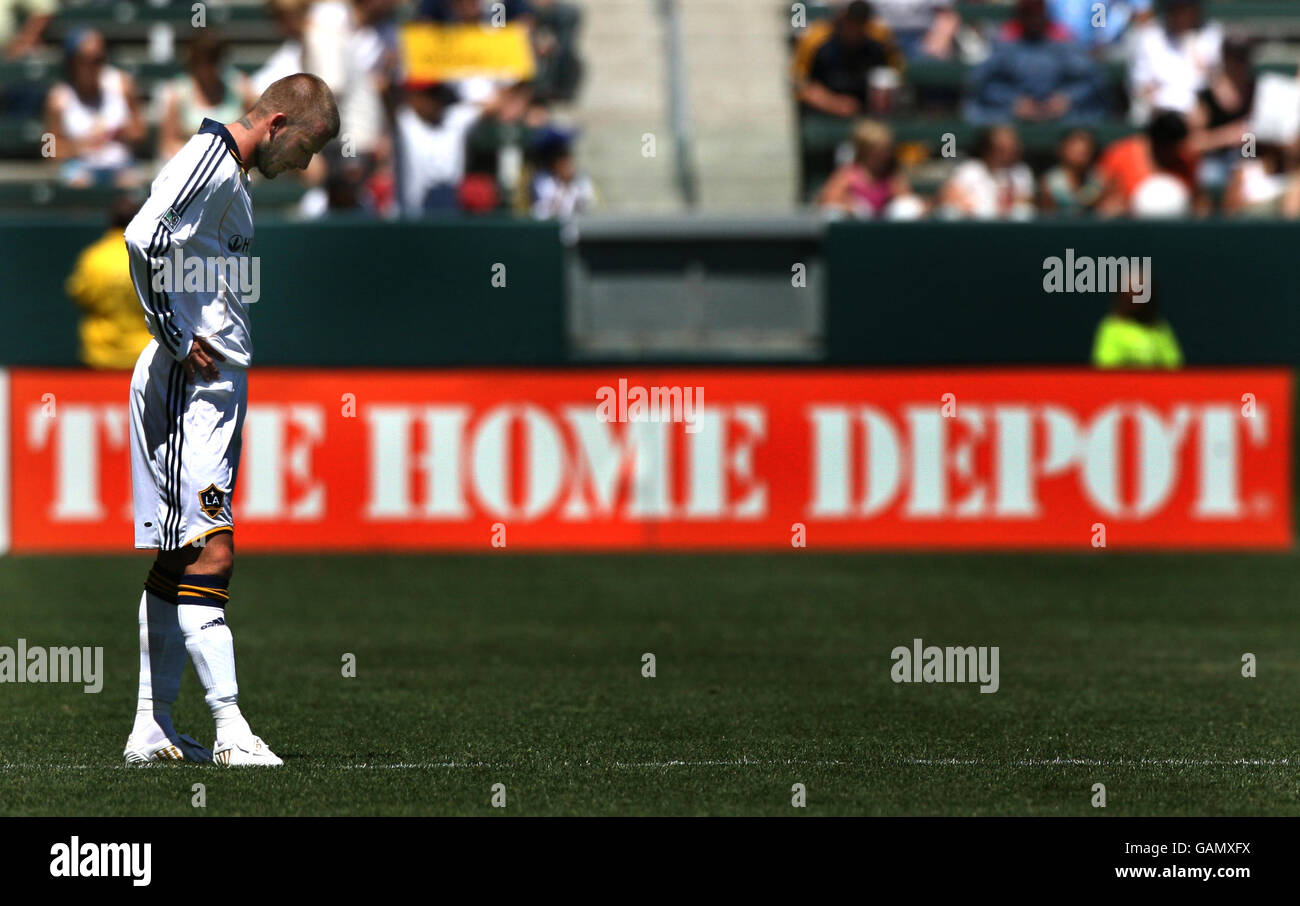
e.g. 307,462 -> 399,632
123,151 -> 235,375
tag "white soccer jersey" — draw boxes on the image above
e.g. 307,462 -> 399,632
126,118 -> 253,551
129,341 -> 246,550
124,118 -> 256,368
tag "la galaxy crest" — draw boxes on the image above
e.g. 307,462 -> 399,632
198,484 -> 225,518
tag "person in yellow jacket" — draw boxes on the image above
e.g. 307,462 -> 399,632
1092,284 -> 1183,369
66,194 -> 154,370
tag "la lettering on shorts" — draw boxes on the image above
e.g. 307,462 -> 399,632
130,339 -> 246,551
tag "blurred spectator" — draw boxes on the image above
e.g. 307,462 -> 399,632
529,0 -> 583,102
966,0 -> 1107,125
1095,110 -> 1198,216
792,1 -> 899,118
938,124 -> 1035,219
310,0 -> 403,216
322,144 -> 374,212
158,34 -> 251,160
529,126 -> 592,219
1186,34 -> 1254,192
1039,127 -> 1101,214
44,29 -> 145,187
254,1 -> 363,214
816,119 -> 915,218
1128,0 -> 1222,125
870,0 -> 960,60
1131,171 -> 1192,216
253,0 -> 311,95
395,81 -> 483,214
311,141 -> 396,216
297,0 -> 353,96
454,81 -> 541,214
340,0 -> 398,166
0,0 -> 55,117
1048,0 -> 1152,52
1222,143 -> 1300,218
295,0 -> 404,217
458,171 -> 499,213
1092,284 -> 1182,368
253,0 -> 358,93
65,193 -> 154,370
1,0 -> 54,60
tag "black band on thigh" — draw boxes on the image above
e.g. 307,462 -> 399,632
177,573 -> 230,608
144,562 -> 181,604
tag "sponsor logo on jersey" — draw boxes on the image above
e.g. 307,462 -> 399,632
159,206 -> 182,233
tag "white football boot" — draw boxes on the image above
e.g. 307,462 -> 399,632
213,734 -> 284,766
124,731 -> 213,764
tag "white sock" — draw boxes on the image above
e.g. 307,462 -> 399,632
213,703 -> 252,741
132,590 -> 186,742
177,601 -> 241,720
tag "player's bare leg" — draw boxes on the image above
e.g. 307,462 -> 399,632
155,532 -> 282,766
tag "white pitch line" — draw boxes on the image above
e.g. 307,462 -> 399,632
1,757 -> 1292,771
339,762 -> 505,769
906,757 -> 1292,767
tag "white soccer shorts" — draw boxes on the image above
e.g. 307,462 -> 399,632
130,339 -> 246,551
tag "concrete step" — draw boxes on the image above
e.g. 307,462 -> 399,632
678,0 -> 797,209
570,0 -> 682,211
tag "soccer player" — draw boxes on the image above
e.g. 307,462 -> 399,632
121,73 -> 339,766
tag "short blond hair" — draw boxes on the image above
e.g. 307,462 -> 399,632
251,72 -> 340,142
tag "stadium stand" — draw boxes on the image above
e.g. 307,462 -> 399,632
792,0 -> 1300,216
2,1 -> 1300,218
0,0 -> 586,217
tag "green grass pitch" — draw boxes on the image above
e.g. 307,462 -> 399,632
1,552 -> 1297,816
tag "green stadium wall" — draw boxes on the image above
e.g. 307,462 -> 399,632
5,218 -> 1300,367
826,221 -> 1300,366
0,217 -> 566,366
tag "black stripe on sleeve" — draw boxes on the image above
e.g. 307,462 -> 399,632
145,222 -> 179,356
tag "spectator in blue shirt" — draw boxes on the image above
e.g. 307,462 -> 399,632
966,0 -> 1108,125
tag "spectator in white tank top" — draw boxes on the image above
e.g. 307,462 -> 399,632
44,28 -> 145,187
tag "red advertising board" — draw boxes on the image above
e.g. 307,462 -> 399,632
0,368 -> 1290,552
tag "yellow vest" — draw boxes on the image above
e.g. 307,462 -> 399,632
65,228 -> 154,370
1092,315 -> 1183,369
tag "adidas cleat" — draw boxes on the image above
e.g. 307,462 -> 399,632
213,735 -> 283,766
124,733 -> 213,764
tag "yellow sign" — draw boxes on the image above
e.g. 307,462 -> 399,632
400,22 -> 536,85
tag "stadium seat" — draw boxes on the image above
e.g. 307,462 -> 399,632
800,114 -> 1137,155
